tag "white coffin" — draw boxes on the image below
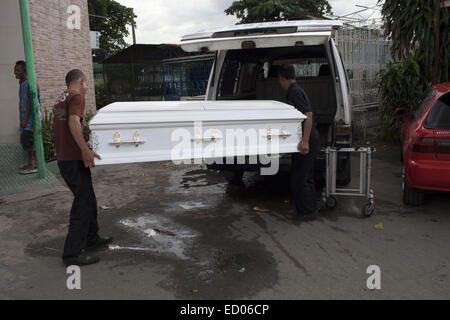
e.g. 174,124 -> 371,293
89,100 -> 306,166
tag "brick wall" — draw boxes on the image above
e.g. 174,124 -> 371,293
28,0 -> 96,112
0,0 -> 25,143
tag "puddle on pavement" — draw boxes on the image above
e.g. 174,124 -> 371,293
108,244 -> 154,252
167,167 -> 226,194
164,167 -> 227,214
116,214 -> 198,260
179,202 -> 210,210
160,239 -> 279,299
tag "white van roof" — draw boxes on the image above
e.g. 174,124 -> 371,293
181,20 -> 343,41
180,20 -> 343,52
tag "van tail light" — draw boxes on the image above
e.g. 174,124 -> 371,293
335,125 -> 352,145
411,138 -> 435,153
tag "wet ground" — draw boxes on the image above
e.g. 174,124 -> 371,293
0,145 -> 449,299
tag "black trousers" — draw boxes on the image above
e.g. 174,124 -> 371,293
290,129 -> 320,216
58,160 -> 99,259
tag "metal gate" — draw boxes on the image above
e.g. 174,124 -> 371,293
162,55 -> 214,101
334,26 -> 392,129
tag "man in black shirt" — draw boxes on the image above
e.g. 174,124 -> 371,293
279,65 -> 321,221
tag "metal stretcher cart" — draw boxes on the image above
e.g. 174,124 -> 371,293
322,146 -> 375,217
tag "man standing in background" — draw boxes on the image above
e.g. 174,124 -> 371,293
14,60 -> 42,174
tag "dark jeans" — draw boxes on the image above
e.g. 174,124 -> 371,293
290,129 -> 320,216
58,160 -> 99,259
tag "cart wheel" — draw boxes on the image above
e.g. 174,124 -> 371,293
361,202 -> 374,218
326,196 -> 337,209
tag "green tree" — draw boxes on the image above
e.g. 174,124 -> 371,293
380,0 -> 450,84
225,0 -> 332,24
88,0 -> 136,61
377,53 -> 428,142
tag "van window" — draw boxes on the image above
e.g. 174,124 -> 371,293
239,63 -> 258,93
425,93 -> 450,129
218,60 -> 257,97
217,45 -> 331,99
218,59 -> 240,96
278,58 -> 329,78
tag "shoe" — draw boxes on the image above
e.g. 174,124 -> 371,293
19,168 -> 38,174
86,236 -> 113,250
63,253 -> 100,267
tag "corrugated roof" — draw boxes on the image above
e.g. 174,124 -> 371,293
102,44 -> 194,64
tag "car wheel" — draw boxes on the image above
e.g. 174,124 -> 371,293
402,172 -> 425,206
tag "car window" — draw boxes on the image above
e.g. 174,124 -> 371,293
425,92 -> 450,129
413,88 -> 436,121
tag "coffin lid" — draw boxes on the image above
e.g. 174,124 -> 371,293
90,100 -> 306,126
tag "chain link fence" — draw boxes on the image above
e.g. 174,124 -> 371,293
334,25 -> 392,133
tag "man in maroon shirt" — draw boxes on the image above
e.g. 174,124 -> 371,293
54,69 -> 112,266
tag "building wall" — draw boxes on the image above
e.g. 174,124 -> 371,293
0,0 -> 96,143
29,0 -> 96,113
0,0 -> 25,143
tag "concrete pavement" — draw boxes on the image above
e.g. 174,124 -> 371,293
0,145 -> 449,299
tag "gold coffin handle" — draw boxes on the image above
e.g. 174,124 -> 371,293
191,136 -> 222,143
266,133 -> 292,140
112,131 -> 145,148
266,126 -> 291,140
191,128 -> 222,143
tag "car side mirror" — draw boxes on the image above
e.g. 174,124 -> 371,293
394,107 -> 410,120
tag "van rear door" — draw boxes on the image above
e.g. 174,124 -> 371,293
180,21 -> 341,52
330,38 -> 351,126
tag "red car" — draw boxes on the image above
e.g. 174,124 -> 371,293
395,83 -> 450,206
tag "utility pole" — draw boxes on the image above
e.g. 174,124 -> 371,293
19,0 -> 46,179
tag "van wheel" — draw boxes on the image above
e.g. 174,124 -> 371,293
403,179 -> 425,206
337,158 -> 351,186
222,170 -> 244,184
